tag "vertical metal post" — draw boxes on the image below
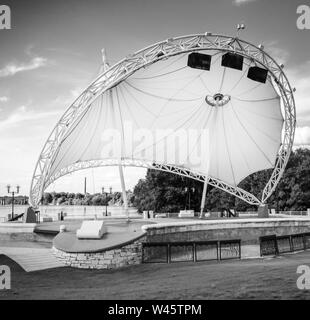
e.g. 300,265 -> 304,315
119,165 -> 129,220
101,48 -> 129,222
84,177 -> 87,196
12,191 -> 14,220
105,193 -> 108,216
199,177 -> 210,218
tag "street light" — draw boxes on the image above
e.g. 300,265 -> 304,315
184,187 -> 188,210
102,186 -> 112,216
7,184 -> 20,220
184,186 -> 195,211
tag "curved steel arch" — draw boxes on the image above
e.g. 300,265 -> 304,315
43,159 -> 262,205
29,33 -> 296,207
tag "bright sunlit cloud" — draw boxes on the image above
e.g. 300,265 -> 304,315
0,96 -> 9,102
294,126 -> 310,146
0,56 -> 48,78
232,0 -> 256,6
0,105 -> 61,132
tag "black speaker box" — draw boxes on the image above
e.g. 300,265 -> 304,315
187,52 -> 212,71
247,66 -> 268,83
221,52 -> 244,71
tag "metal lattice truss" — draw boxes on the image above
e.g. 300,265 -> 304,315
43,159 -> 262,206
29,33 -> 296,207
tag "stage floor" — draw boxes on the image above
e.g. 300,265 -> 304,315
35,215 -> 310,254
44,220 -> 154,253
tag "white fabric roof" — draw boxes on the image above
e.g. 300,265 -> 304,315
47,50 -> 283,187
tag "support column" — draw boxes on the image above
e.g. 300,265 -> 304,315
84,177 -> 87,196
258,204 -> 269,218
101,48 -> 129,221
119,165 -> 129,220
199,177 -> 210,218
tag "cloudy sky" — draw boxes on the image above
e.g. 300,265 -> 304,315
0,0 -> 309,196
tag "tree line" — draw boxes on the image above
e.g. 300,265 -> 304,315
133,148 -> 310,213
5,148 -> 308,213
41,191 -> 135,206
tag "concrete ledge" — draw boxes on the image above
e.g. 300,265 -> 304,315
54,230 -> 146,253
0,222 -> 37,234
142,217 -> 310,231
141,217 -> 310,245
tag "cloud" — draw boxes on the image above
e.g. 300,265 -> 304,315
264,41 -> 290,64
285,62 -> 310,126
232,0 -> 256,6
0,57 -> 48,78
294,126 -> 310,146
0,96 -> 9,102
51,86 -> 85,109
46,47 -> 83,57
0,105 -> 61,132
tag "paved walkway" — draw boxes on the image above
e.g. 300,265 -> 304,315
0,246 -> 66,272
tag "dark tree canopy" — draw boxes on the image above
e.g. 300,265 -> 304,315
133,148 -> 310,213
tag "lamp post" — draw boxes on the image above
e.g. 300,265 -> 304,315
190,187 -> 195,211
7,185 -> 20,220
184,187 -> 188,210
185,186 -> 195,211
102,186 -> 112,216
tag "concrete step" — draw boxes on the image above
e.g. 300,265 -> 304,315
0,246 -> 66,272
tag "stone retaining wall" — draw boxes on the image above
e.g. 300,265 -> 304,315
52,238 -> 144,269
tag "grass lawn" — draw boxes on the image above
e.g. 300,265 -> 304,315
1,252 -> 310,300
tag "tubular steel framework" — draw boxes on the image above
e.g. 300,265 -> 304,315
29,33 -> 296,207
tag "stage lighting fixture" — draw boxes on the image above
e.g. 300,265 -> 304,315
221,52 -> 244,71
187,52 -> 212,71
247,66 -> 268,83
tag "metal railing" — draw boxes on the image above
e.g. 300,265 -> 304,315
142,240 -> 241,264
260,233 -> 310,256
278,211 -> 308,216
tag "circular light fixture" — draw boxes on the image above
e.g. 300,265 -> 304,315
205,93 -> 231,107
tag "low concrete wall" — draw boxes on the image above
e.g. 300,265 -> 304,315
0,232 -> 54,243
142,218 -> 310,245
52,238 -> 145,269
0,222 -> 54,242
0,222 -> 36,234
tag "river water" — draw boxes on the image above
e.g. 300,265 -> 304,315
0,205 -> 139,222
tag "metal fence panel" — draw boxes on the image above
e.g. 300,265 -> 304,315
195,242 -> 218,261
170,243 -> 194,263
143,232 -> 310,264
304,233 -> 310,249
260,235 -> 278,256
142,244 -> 168,263
220,240 -> 241,260
277,236 -> 292,254
291,234 -> 305,251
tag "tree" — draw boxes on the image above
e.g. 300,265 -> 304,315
42,192 -> 53,205
133,170 -> 205,213
34,149 -> 310,212
133,149 -> 310,213
91,195 -> 104,206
